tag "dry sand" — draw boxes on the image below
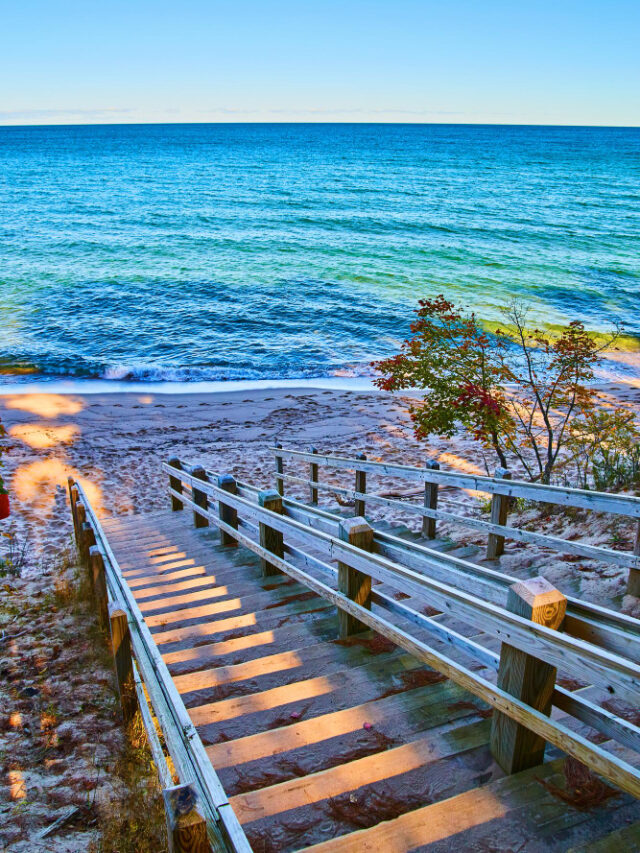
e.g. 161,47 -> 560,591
1,380 -> 639,849
0,381 -> 638,612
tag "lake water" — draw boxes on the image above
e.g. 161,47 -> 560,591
1,123 -> 638,385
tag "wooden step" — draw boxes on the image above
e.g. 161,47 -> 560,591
134,571 -> 292,604
192,656 -> 445,744
144,581 -> 316,627
216,682 -> 487,799
163,615 -> 338,676
235,718 -> 493,850
301,756 -> 632,853
206,680 -> 471,771
567,820 -> 640,851
152,596 -> 334,650
173,636 -> 402,706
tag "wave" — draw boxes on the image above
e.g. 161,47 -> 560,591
0,359 -> 377,386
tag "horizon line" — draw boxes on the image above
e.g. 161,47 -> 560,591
1,120 -> 639,129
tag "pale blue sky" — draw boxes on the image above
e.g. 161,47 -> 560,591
2,1 -> 638,125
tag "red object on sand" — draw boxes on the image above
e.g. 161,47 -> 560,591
0,494 -> 10,519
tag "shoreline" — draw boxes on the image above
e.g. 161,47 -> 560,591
0,347 -> 638,397
0,376 -> 378,396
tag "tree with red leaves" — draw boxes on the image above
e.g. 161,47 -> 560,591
373,296 -> 624,484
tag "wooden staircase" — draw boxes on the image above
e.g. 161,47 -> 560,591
99,509 -> 640,852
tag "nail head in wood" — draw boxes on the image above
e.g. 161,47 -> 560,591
491,576 -> 567,775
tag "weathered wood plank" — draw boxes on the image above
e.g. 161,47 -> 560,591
486,467 -> 511,559
190,466 -> 209,529
300,758 -> 571,852
422,459 -> 439,539
338,518 -> 373,638
229,719 -> 491,823
168,458 -> 184,511
491,577 -> 566,774
165,475 -> 640,704
258,490 -> 284,577
354,452 -> 367,517
271,446 -> 640,518
109,601 -> 137,724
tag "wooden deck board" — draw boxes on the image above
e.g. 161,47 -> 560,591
101,509 -> 640,853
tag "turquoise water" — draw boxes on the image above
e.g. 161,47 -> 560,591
1,124 -> 638,384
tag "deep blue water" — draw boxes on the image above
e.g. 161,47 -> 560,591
0,123 -> 638,383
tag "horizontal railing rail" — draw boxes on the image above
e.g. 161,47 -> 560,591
271,446 -> 640,593
164,460 -> 640,800
271,446 -> 640,517
68,478 -> 251,853
224,475 -> 640,663
216,474 -> 640,755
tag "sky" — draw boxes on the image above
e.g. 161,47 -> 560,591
1,1 -> 639,126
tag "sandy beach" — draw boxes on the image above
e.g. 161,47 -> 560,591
1,378 -> 639,612
0,386 -> 421,559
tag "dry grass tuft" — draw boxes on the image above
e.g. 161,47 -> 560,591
88,716 -> 168,853
538,756 -> 620,811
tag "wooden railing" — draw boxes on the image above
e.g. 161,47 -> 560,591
164,459 -> 640,800
67,477 -> 252,853
271,445 -> 640,595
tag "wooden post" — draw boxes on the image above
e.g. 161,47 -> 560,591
275,443 -> 284,497
422,459 -> 440,539
168,457 -> 183,511
490,576 -> 567,775
309,447 -> 318,505
191,466 -> 209,529
627,521 -> 640,597
217,474 -> 238,547
486,467 -> 512,559
89,545 -> 109,630
67,478 -> 79,540
354,453 -> 367,518
162,783 -> 209,853
81,521 -> 96,569
338,517 -> 373,638
74,502 -> 87,557
258,490 -> 284,577
109,602 -> 137,724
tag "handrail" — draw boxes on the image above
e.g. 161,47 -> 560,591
224,475 -> 640,663
270,447 -> 640,591
217,474 -> 640,755
271,446 -> 640,518
164,461 -> 640,799
168,464 -> 639,704
69,479 -> 251,853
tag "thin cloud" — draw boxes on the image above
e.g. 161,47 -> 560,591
0,108 -> 135,119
